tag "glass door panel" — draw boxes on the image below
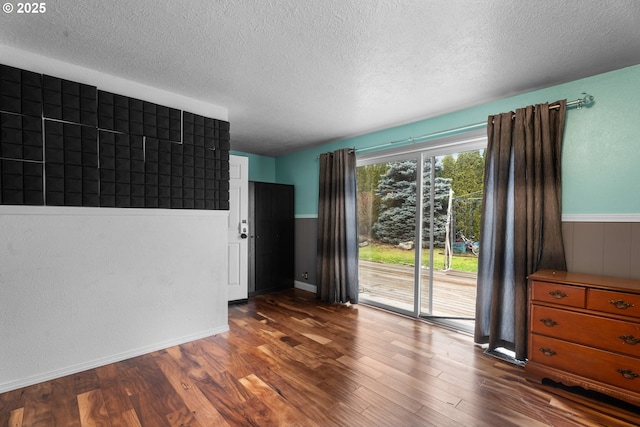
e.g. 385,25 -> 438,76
420,150 -> 484,331
357,159 -> 417,314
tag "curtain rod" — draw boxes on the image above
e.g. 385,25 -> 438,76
355,93 -> 594,154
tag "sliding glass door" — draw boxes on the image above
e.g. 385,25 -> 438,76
357,135 -> 485,331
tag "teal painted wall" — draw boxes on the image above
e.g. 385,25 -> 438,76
276,64 -> 640,216
230,151 -> 276,183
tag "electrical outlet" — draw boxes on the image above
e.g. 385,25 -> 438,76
303,272 -> 309,280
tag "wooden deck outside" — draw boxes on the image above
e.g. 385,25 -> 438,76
358,260 -> 477,319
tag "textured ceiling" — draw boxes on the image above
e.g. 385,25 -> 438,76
1,0 -> 640,156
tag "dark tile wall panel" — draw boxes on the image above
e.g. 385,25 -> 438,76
0,64 -> 43,117
0,63 -> 230,210
43,75 -> 97,126
44,121 -> 99,207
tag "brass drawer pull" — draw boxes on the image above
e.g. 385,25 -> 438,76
619,335 -> 640,345
617,369 -> 639,380
609,299 -> 635,310
540,318 -> 558,327
548,290 -> 568,299
539,348 -> 557,357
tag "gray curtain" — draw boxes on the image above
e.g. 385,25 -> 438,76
474,100 -> 567,362
317,148 -> 359,304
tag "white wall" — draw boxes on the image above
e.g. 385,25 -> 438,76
0,206 -> 229,393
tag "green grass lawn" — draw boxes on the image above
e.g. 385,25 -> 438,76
359,242 -> 479,273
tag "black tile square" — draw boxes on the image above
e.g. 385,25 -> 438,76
23,162 -> 43,177
157,128 -> 170,140
83,166 -> 99,181
83,194 -> 99,207
80,111 -> 98,126
83,179 -> 99,195
158,163 -> 171,175
115,144 -> 130,159
194,199 -> 205,209
158,198 -> 170,208
65,193 -> 83,206
131,184 -> 145,197
145,138 -> 159,151
46,163 -> 64,178
46,148 -> 65,163
0,95 -> 21,114
24,190 -> 44,205
130,196 -> 144,208
116,170 -> 130,184
1,189 -> 22,204
100,156 -> 115,170
158,186 -> 171,198
131,172 -> 144,185
171,199 -> 183,209
115,195 -> 130,208
100,181 -> 115,195
145,185 -> 158,197
145,162 -> 158,174
98,90 -> 114,105
143,125 -> 156,137
129,122 -> 144,136
2,159 -> 21,174
145,173 -> 158,186
99,115 -> 114,130
0,112 -> 22,129
46,190 -> 65,206
61,107 -> 80,124
145,197 -> 158,208
1,127 -> 22,144
64,136 -> 83,152
23,176 -> 44,192
183,188 -> 194,199
116,183 -> 130,196
100,169 -> 116,183
2,173 -> 23,190
115,158 -> 131,171
65,151 -> 82,166
64,178 -> 83,193
182,199 -> 194,209
158,174 -> 171,187
82,152 -> 98,167
129,98 -> 143,112
131,160 -> 144,173
23,130 -> 43,147
23,145 -> 43,161
46,177 -> 64,192
1,142 -> 22,159
100,194 -> 116,207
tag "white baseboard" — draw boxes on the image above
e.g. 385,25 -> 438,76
0,325 -> 229,394
294,280 -> 317,293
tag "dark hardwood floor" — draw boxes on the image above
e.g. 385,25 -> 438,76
1,288 -> 639,426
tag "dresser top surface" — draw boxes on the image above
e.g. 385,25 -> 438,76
529,270 -> 640,293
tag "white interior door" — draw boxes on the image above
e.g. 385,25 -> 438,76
227,155 -> 249,301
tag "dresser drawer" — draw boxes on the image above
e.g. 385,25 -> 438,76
530,334 -> 640,393
530,281 -> 585,308
587,289 -> 640,319
531,305 -> 640,358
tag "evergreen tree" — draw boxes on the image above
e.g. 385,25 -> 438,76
372,159 -> 451,247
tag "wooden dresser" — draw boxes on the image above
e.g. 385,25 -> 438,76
526,270 -> 640,406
